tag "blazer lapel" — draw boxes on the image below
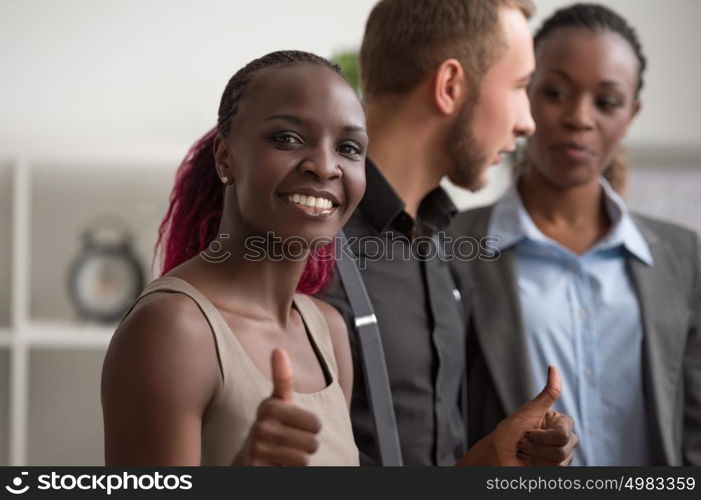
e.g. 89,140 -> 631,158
471,246 -> 535,415
628,220 -> 688,465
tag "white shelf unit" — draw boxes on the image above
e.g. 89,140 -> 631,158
1,157 -> 175,466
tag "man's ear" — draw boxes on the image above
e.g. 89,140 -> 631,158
433,58 -> 467,116
213,133 -> 234,182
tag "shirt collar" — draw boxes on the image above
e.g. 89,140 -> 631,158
418,184 -> 458,234
488,176 -> 653,265
359,158 -> 457,235
595,177 -> 653,265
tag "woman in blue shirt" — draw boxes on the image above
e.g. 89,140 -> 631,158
450,3 -> 701,465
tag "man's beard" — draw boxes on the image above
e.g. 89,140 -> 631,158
446,98 -> 489,192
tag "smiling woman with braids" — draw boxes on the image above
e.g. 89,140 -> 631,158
451,4 -> 701,465
101,51 -> 368,465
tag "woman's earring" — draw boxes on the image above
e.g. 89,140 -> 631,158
221,176 -> 229,184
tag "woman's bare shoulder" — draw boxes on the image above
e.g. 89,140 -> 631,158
309,297 -> 347,338
111,291 -> 214,352
309,296 -> 353,405
103,291 -> 220,409
102,291 -> 220,465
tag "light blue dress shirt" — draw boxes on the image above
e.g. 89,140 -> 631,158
488,178 -> 655,465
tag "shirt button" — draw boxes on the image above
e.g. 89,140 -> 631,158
452,289 -> 461,301
579,308 -> 589,320
587,429 -> 597,437
582,368 -> 592,379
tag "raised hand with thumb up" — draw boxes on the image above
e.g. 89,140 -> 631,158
458,365 -> 578,466
234,348 -> 322,466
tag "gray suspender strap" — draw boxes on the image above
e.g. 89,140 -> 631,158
336,230 -> 403,466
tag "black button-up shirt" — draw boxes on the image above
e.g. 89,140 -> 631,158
318,159 -> 467,465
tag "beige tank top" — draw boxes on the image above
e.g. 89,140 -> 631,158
124,276 -> 359,466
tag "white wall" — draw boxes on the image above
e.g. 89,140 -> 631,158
1,0 -> 700,163
0,0 -> 378,163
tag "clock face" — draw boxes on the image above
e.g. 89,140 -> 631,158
73,253 -> 141,318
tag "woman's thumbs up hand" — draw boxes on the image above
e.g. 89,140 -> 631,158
234,349 -> 322,466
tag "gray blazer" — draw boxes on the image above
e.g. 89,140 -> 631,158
448,205 -> 701,465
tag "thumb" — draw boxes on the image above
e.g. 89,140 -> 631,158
528,365 -> 562,411
271,348 -> 294,402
